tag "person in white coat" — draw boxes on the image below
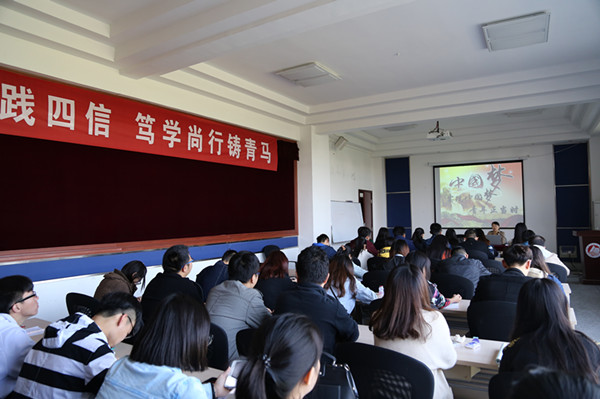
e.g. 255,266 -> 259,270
370,264 -> 457,399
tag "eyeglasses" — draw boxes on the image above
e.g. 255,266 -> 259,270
11,291 -> 37,307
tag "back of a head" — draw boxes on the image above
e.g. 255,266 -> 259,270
405,251 -> 432,279
412,227 -> 425,242
529,246 -> 550,274
259,250 -> 289,280
236,313 -> 324,399
296,246 -> 329,284
262,245 -> 280,259
121,260 -> 147,286
162,244 -> 190,273
0,275 -> 33,314
427,235 -> 450,261
94,291 -> 143,336
370,264 -> 431,341
523,230 -> 536,244
445,228 -> 459,245
475,228 -> 487,240
130,293 -> 209,372
376,227 -> 390,242
503,244 -> 532,268
529,235 -> 545,247
316,234 -> 329,244
393,226 -> 405,237
430,223 -> 442,235
513,222 -> 528,244
464,229 -> 477,239
228,251 -> 260,283
390,239 -> 408,257
509,367 -> 600,399
357,226 -> 372,239
222,249 -> 238,263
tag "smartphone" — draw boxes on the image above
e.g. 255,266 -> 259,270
224,359 -> 247,389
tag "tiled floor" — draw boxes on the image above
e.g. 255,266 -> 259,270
568,272 -> 600,342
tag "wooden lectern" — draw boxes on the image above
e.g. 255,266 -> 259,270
576,230 -> 600,284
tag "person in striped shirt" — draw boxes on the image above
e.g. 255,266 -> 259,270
11,292 -> 141,398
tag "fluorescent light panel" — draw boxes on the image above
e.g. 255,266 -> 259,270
275,62 -> 341,87
482,11 -> 550,52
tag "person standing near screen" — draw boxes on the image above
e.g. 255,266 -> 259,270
488,221 -> 507,244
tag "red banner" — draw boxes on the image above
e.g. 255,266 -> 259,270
0,68 -> 277,171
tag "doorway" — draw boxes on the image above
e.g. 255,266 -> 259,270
359,189 -> 373,232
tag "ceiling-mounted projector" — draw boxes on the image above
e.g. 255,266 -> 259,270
426,121 -> 453,141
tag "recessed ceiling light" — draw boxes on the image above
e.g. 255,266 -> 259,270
274,62 -> 341,87
482,11 -> 550,52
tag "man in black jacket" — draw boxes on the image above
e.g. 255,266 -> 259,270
438,247 -> 491,293
275,246 -> 358,354
471,244 -> 532,303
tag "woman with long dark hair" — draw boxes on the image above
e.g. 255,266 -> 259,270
528,246 -> 564,293
370,264 -> 457,399
374,227 -> 391,251
512,222 -> 528,245
235,313 -> 323,399
406,251 -> 461,309
94,260 -> 147,300
255,250 -> 295,309
445,228 -> 461,248
426,235 -> 451,272
97,293 -> 229,398
500,278 -> 600,383
412,227 -> 426,252
325,254 -> 379,314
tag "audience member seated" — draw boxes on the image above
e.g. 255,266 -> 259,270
488,221 -> 507,244
507,367 -> 600,399
206,251 -> 271,362
476,228 -> 498,257
394,226 -> 416,252
459,229 -> 494,259
336,245 -> 367,280
388,239 -> 409,269
438,247 -> 491,292
499,279 -> 600,383
412,227 -> 426,252
374,227 -> 391,251
445,228 -> 461,248
472,244 -> 533,303
370,264 -> 457,399
0,276 -> 38,397
235,314 -> 323,399
255,250 -> 295,310
406,251 -> 461,310
348,226 -> 378,256
367,237 -> 394,271
12,292 -> 141,398
529,235 -> 570,277
142,245 -> 203,323
94,260 -> 147,300
311,233 -> 337,259
196,249 -> 237,302
275,246 -> 358,354
96,293 -> 229,399
325,253 -> 380,314
351,236 -> 374,271
426,235 -> 451,271
512,222 -> 528,245
425,223 -> 443,247
522,230 -> 536,246
528,246 -> 565,293
410,227 -> 427,252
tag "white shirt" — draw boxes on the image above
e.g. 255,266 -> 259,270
328,277 -> 379,314
0,313 -> 35,398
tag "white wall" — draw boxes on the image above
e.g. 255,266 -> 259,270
410,144 -> 558,251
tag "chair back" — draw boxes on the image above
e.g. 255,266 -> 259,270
466,249 -> 488,262
236,328 -> 256,358
362,270 -> 390,292
546,263 -> 568,282
430,273 -> 475,299
65,292 -> 100,317
489,371 -> 522,399
207,323 -> 229,370
335,342 -> 434,399
482,258 -> 503,274
467,300 -> 517,341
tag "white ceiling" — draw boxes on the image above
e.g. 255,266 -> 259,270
2,0 -> 600,156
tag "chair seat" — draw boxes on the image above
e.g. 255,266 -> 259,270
65,292 -> 100,317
